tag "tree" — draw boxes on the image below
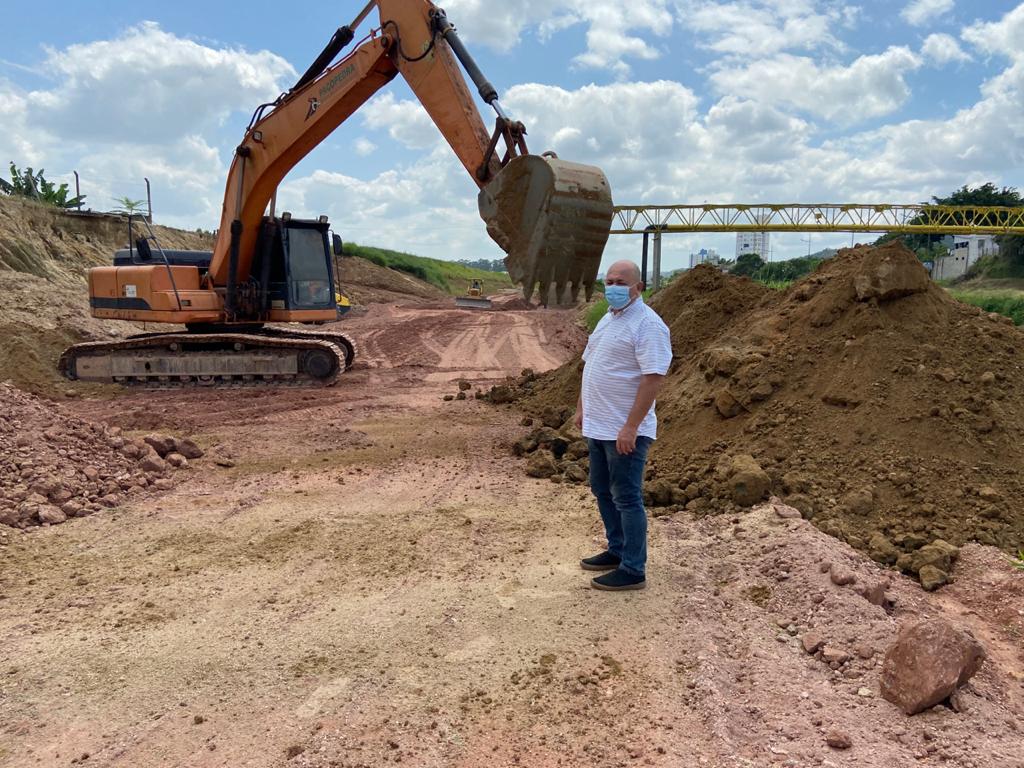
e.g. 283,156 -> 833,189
731,252 -> 765,277
876,182 -> 1024,257
113,196 -> 147,216
0,162 -> 86,209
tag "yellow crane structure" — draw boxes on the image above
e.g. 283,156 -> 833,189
611,203 -> 1024,288
610,203 -> 1024,235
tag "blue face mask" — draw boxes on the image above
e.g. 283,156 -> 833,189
605,283 -> 632,309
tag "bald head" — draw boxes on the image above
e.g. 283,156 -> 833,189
605,260 -> 642,285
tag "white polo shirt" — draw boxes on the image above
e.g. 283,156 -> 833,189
581,296 -> 672,441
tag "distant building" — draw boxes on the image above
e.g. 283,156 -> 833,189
932,235 -> 999,281
688,248 -> 721,269
736,232 -> 769,259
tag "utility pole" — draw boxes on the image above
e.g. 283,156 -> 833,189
73,171 -> 82,211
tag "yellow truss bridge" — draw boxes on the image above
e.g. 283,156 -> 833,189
610,203 -> 1024,235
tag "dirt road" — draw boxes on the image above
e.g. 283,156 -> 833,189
2,301 -> 1023,768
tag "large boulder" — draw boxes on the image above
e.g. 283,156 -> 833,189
173,438 -> 205,460
909,540 -> 959,573
645,479 -> 674,507
880,619 -> 986,715
525,451 -> 558,479
868,531 -> 900,565
143,433 -> 178,458
563,462 -> 589,484
853,246 -> 931,302
728,454 -> 771,507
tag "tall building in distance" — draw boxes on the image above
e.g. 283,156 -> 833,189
688,248 -> 721,269
736,232 -> 770,259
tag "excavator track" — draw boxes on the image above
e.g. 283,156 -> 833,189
256,326 -> 358,370
59,330 -> 357,388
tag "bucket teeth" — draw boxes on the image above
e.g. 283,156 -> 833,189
479,155 -> 613,306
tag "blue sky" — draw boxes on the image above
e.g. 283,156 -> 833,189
2,0 -> 1022,271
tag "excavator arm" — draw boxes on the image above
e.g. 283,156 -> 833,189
209,0 -> 613,306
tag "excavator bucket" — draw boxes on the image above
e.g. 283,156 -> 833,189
478,155 -> 613,305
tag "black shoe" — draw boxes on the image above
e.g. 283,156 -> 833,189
580,551 -> 621,571
591,568 -> 646,591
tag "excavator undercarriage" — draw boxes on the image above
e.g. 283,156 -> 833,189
61,329 -> 357,388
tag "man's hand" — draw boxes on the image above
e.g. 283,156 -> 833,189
616,424 -> 638,455
574,409 -> 583,430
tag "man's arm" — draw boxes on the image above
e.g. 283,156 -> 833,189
574,392 -> 583,430
616,373 -> 665,455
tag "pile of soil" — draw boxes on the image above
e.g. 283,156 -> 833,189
336,254 -> 447,305
518,242 -> 1024,587
0,383 -> 202,529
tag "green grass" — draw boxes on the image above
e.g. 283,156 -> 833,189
345,243 -> 511,295
584,299 -> 609,331
947,288 -> 1024,325
1011,550 -> 1024,571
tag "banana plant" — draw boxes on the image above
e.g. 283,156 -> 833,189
1,162 -> 86,208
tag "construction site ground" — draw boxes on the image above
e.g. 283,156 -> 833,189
2,298 -> 1024,768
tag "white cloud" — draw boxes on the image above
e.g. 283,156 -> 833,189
76,137 -> 227,227
921,33 -> 971,65
710,47 -> 923,124
674,0 -> 844,56
441,0 -> 673,75
360,93 -> 440,150
0,23 -> 292,227
703,96 -> 812,164
0,80 -> 41,166
278,147 -> 488,259
900,0 -> 954,27
27,22 -> 293,144
506,81 -> 700,170
353,138 -> 377,157
963,4 -> 1024,61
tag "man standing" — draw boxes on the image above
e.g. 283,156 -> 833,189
575,260 -> 671,591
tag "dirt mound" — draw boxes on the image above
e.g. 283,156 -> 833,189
0,197 -> 214,393
336,255 -> 446,305
518,243 -> 1024,585
0,196 -> 213,285
0,383 -> 201,529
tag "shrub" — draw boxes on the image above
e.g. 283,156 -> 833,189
947,289 -> 1024,325
0,163 -> 86,209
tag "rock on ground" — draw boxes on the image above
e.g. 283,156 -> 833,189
0,383 -> 198,529
880,618 -> 986,715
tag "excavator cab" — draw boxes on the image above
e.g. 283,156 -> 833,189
259,216 -> 338,313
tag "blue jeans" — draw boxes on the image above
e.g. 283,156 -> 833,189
587,437 -> 653,577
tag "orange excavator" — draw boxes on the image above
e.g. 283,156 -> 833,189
59,0 -> 613,387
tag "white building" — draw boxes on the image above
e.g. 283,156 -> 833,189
932,235 -> 999,281
736,232 -> 770,259
689,248 -> 721,269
